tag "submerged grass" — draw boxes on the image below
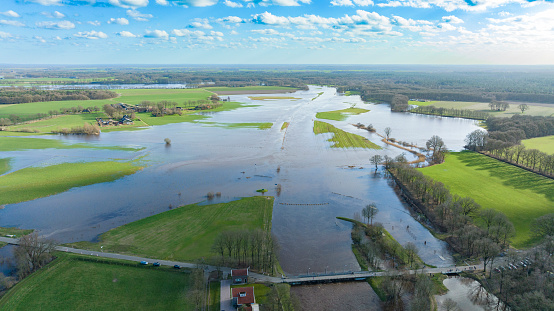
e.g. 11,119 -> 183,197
65,196 -> 274,262
419,151 -> 554,248
0,137 -> 143,152
0,253 -> 193,311
314,121 -> 380,149
312,92 -> 324,101
200,122 -> 272,130
248,96 -> 300,100
315,107 -> 370,121
281,122 -> 289,130
0,158 -> 10,175
0,161 -> 144,205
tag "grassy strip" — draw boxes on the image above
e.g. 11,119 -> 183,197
0,227 -> 33,237
409,100 -> 554,117
368,277 -> 387,302
248,96 -> 300,100
352,245 -> 369,270
204,86 -> 297,92
314,121 -> 381,149
315,108 -> 369,121
311,92 -> 324,101
65,197 -> 274,262
0,131 -> 47,136
419,152 -> 554,248
281,122 -> 289,130
522,135 -> 554,154
208,281 -> 220,311
431,273 -> 448,295
0,158 -> 10,175
344,91 -> 361,96
200,122 -> 273,130
0,253 -> 193,311
0,137 -> 143,152
0,161 -> 143,205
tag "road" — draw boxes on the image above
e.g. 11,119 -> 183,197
0,236 -> 483,285
220,279 -> 233,311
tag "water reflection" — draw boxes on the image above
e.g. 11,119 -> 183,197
436,277 -> 507,311
0,86 -> 482,274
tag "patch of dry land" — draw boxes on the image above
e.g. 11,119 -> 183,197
291,282 -> 382,311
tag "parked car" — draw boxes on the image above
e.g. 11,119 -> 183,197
174,265 -> 181,269
140,261 -> 148,265
153,262 -> 161,267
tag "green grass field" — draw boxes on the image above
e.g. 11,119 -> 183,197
0,226 -> 33,237
281,122 -> 289,130
419,152 -> 554,248
0,136 -> 142,152
0,158 -> 9,174
200,122 -> 273,130
522,135 -> 554,154
0,161 -> 143,205
66,196 -> 274,262
315,107 -> 370,121
313,121 -> 381,149
409,100 -> 554,117
0,254 -> 193,311
0,100 -> 115,121
114,88 -> 212,106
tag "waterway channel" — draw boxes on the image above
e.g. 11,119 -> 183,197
0,86 -> 482,275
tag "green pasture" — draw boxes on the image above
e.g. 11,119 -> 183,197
409,100 -> 554,117
0,254 -> 193,311
419,152 -> 554,248
0,136 -> 142,152
0,226 -> 33,237
200,122 -> 273,130
9,113 -> 104,133
0,161 -> 143,205
114,88 -> 212,106
313,121 -> 381,149
521,135 -> 554,154
66,196 -> 274,262
0,158 -> 10,174
0,100 -> 114,120
315,107 -> 370,121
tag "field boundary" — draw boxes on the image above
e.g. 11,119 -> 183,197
478,151 -> 553,180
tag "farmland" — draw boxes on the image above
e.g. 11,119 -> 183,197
65,196 -> 274,262
419,152 -> 554,248
521,135 -> 554,154
313,121 -> 381,149
409,100 -> 554,117
315,107 -> 370,121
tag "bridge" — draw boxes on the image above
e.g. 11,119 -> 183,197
0,236 -> 483,285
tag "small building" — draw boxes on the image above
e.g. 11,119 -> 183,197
231,268 -> 249,285
231,287 -> 255,310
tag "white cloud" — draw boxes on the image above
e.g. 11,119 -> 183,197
224,0 -> 243,7
108,0 -> 149,8
36,20 -> 76,29
87,20 -> 101,26
172,29 -> 205,36
0,20 -> 25,27
353,0 -> 373,5
375,0 -> 549,12
54,36 -> 62,40
74,30 -> 108,39
53,11 -> 65,18
498,11 -> 512,16
218,16 -> 244,23
0,31 -> 12,39
26,0 -> 62,5
442,15 -> 464,24
251,28 -> 280,35
118,30 -> 137,37
144,29 -> 169,39
230,30 -> 239,35
126,10 -> 153,21
0,11 -> 20,18
189,19 -> 213,29
247,2 -> 255,7
156,0 -> 169,3
108,17 -> 130,25
210,30 -> 224,36
35,36 -> 47,43
331,0 -> 354,6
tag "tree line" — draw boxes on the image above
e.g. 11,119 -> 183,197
211,229 -> 279,274
0,88 -> 117,105
410,105 -> 491,120
387,161 -> 514,274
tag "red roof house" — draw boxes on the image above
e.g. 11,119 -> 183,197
231,268 -> 249,285
232,286 -> 255,308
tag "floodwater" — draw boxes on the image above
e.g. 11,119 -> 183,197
435,277 -> 507,311
0,86 -> 482,275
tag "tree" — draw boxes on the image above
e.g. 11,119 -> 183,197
390,94 -> 409,112
531,213 -> 554,240
362,203 -> 378,225
426,135 -> 447,164
384,127 -> 392,140
14,233 -> 56,278
369,154 -> 383,170
477,237 -> 501,277
464,130 -> 487,151
441,298 -> 461,311
164,138 -> 171,145
518,103 -> 529,113
404,242 -> 418,268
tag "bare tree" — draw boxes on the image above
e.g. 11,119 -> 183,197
14,233 -> 56,278
404,242 -> 419,268
369,154 -> 383,170
518,103 -> 529,113
362,203 -> 378,226
384,127 -> 392,140
426,135 -> 448,164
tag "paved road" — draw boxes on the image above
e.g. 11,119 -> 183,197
220,279 -> 233,311
0,236 -> 483,285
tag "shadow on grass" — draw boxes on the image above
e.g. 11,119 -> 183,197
457,151 -> 554,202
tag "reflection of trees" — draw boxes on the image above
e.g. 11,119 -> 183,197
467,281 -> 506,311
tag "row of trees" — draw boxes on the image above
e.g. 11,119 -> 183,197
388,162 -> 514,273
390,94 -> 409,112
410,105 -> 491,120
0,88 -> 117,105
52,122 -> 101,135
211,229 -> 278,273
489,100 -> 510,111
103,104 -> 136,120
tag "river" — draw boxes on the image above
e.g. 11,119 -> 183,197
0,86 -> 482,275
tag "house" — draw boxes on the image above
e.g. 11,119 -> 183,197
119,115 -> 134,125
231,287 -> 255,309
231,268 -> 248,285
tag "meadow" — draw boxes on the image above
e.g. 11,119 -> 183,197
200,122 -> 273,130
66,196 -> 274,262
315,107 -> 370,121
0,158 -> 9,174
521,135 -> 554,154
409,100 -> 554,117
0,161 -> 143,205
0,136 -> 143,152
0,254 -> 193,311
419,152 -> 554,248
313,121 -> 380,149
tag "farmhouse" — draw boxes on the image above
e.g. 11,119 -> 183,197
231,268 -> 249,285
231,286 -> 258,310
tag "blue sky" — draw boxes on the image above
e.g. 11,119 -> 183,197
0,0 -> 553,64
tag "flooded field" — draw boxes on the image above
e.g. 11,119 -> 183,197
436,276 -> 506,311
0,86 -> 482,275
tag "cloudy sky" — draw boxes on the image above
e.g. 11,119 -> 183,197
0,0 -> 553,64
